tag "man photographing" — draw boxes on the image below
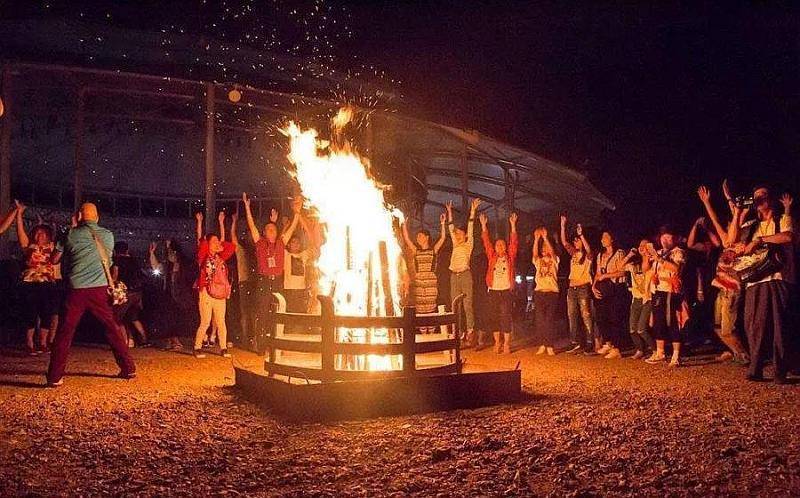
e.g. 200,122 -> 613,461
46,203 -> 136,387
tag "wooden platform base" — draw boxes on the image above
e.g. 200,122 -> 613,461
234,364 -> 522,421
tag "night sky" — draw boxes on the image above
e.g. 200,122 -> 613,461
5,1 -> 800,242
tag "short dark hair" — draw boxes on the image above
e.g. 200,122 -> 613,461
31,224 -> 54,241
114,241 -> 129,254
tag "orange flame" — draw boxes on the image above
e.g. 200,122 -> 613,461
283,112 -> 404,371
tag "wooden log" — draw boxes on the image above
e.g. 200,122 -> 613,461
318,296 -> 336,383
378,241 -> 394,316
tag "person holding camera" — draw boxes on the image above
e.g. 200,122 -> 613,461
46,203 -> 136,387
625,240 -> 656,359
645,225 -> 687,367
696,185 -> 749,364
730,187 -> 795,383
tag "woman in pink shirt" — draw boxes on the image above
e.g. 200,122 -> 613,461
192,211 -> 236,359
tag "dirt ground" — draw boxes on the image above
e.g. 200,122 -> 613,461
1,344 -> 799,497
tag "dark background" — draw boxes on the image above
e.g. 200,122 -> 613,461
4,1 -> 800,244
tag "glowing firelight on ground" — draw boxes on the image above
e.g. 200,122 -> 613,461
282,108 -> 405,371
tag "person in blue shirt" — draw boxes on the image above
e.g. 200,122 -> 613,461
46,203 -> 136,387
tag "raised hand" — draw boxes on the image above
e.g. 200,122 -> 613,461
149,241 -> 157,254
695,216 -> 706,227
697,186 -> 711,203
560,214 -> 567,227
292,196 -> 303,214
509,212 -> 518,226
218,211 -> 226,223
241,192 -> 251,210
439,212 -> 446,225
14,199 -> 26,212
195,211 -> 204,222
576,223 -> 583,237
270,208 -> 279,223
470,198 -> 481,212
231,210 -> 239,222
722,179 -> 732,201
478,213 -> 488,227
780,193 -> 793,213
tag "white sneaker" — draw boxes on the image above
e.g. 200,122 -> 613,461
597,343 -> 611,355
717,351 -> 734,362
535,345 -> 546,355
546,347 -> 556,356
645,352 -> 665,364
566,344 -> 583,354
604,348 -> 621,359
630,350 -> 644,360
668,356 -> 681,368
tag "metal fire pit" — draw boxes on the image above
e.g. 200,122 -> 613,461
234,295 -> 521,420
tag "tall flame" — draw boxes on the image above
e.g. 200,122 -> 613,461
283,110 -> 405,370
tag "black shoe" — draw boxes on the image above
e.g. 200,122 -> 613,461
774,375 -> 788,385
746,373 -> 765,382
117,371 -> 137,380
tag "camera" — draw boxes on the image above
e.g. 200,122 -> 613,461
734,195 -> 754,208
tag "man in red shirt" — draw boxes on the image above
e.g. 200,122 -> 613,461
242,193 -> 302,350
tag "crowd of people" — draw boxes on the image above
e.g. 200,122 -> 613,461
399,181 -> 797,384
0,180 -> 796,385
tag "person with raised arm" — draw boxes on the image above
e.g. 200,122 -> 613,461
242,193 -> 302,349
446,198 -> 480,347
192,211 -> 236,359
624,240 -> 656,359
46,203 -> 136,387
14,200 -> 62,355
531,227 -> 560,356
229,207 -> 256,348
480,212 -> 519,354
735,187 -> 795,383
402,211 -> 447,332
149,238 -> 194,350
696,185 -> 749,364
0,203 -> 16,234
560,215 -> 595,354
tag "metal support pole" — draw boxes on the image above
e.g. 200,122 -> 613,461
203,83 -> 216,232
73,88 -> 86,211
0,67 -> 11,258
460,144 -> 469,215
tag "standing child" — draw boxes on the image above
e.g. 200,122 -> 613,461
532,227 -> 560,355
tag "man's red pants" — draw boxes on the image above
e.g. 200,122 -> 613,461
47,287 -> 136,383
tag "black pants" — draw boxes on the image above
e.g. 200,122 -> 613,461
255,275 -> 283,352
594,282 -> 629,348
534,291 -> 560,346
651,291 -> 683,343
744,280 -> 793,379
488,289 -> 513,333
283,288 -> 309,334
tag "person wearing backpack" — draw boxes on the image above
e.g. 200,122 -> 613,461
193,211 -> 236,359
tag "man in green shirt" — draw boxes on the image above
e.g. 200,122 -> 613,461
46,203 -> 136,387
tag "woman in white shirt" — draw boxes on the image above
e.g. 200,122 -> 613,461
592,230 -> 629,359
532,227 -> 560,355
625,240 -> 656,359
560,215 -> 595,354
